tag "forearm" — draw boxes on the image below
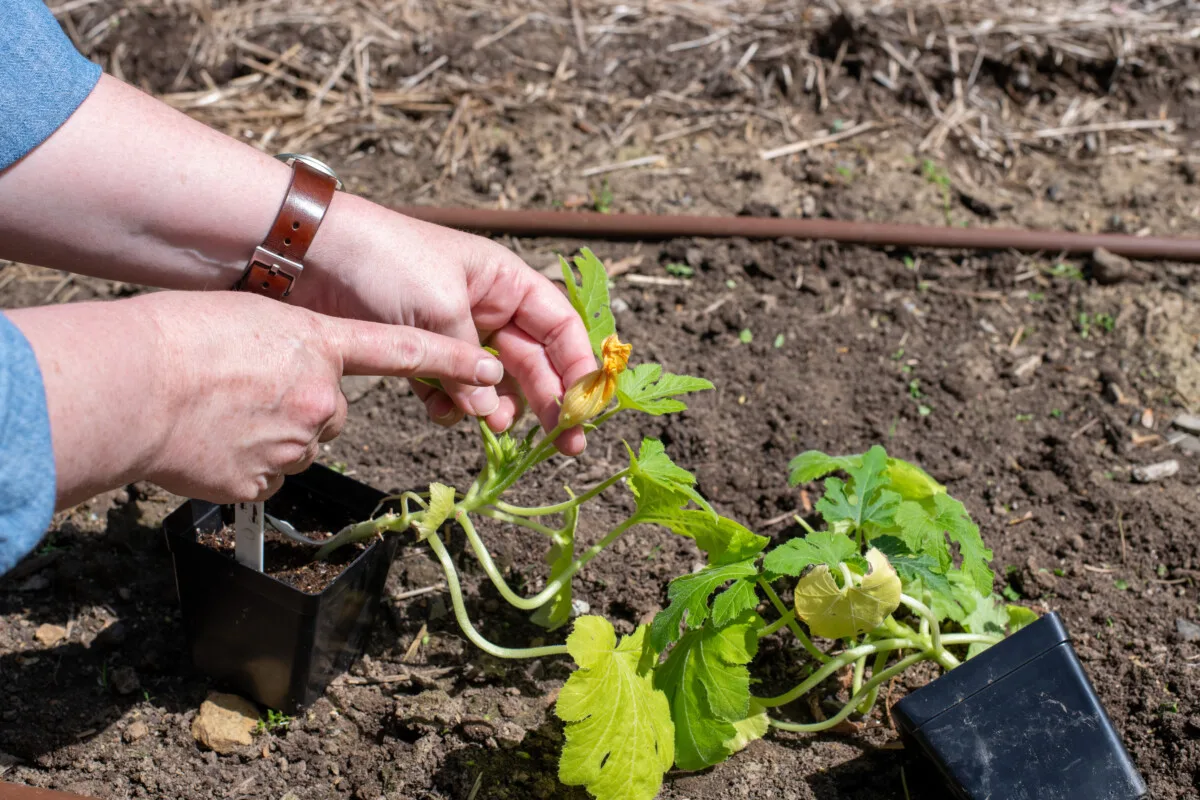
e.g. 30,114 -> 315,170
5,298 -> 166,509
0,73 -> 293,292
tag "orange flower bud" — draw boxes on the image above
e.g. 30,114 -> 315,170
558,334 -> 631,428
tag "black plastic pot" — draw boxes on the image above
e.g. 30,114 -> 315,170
894,612 -> 1146,800
164,464 -> 399,713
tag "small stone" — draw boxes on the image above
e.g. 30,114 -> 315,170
610,298 -> 629,314
191,692 -> 260,754
1089,247 -> 1141,285
110,666 -> 141,696
1177,618 -> 1200,643
1132,460 -> 1179,483
1140,408 -> 1155,429
800,195 -> 817,217
124,721 -> 149,743
1175,435 -> 1200,457
34,623 -> 67,647
1172,413 -> 1200,435
117,587 -> 132,601
494,721 -> 526,748
570,598 -> 590,617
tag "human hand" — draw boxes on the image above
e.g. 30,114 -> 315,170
293,195 -> 597,455
141,291 -> 506,503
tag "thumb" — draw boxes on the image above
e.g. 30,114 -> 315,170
324,317 -> 505,386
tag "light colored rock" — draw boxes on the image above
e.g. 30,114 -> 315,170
124,720 -> 149,743
1132,460 -> 1179,483
1172,413 -> 1200,435
191,692 -> 260,754
1176,435 -> 1200,457
1177,618 -> 1200,643
33,623 -> 67,647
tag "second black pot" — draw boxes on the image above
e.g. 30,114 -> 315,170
164,464 -> 399,713
893,612 -> 1146,800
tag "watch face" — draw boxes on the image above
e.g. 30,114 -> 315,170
274,153 -> 342,189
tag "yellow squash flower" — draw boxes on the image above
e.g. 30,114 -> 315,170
558,334 -> 632,427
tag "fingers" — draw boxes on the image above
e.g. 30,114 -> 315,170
410,379 -> 464,427
326,317 -> 505,388
489,322 -> 587,456
432,313 -> 501,421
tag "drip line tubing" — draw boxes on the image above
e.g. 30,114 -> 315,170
393,206 -> 1200,262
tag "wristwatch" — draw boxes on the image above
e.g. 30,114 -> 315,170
234,153 -> 342,300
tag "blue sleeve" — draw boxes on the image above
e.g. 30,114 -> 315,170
0,313 -> 56,574
0,0 -> 102,170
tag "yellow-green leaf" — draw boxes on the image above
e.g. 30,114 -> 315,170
414,482 -> 456,541
793,549 -> 901,639
724,698 -> 769,754
557,617 -> 674,800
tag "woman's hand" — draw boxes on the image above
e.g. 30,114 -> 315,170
6,292 -> 506,508
294,196 -> 597,455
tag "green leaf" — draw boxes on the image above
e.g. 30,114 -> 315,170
636,507 -> 768,565
762,531 -> 864,577
628,438 -> 714,519
892,494 -> 993,596
616,363 -> 714,416
530,506 -> 578,630
711,579 -> 759,627
884,458 -> 945,500
655,615 -> 759,771
793,549 -> 902,639
787,451 -> 859,485
724,698 -> 769,754
1007,604 -> 1039,633
815,446 -> 900,534
872,535 -> 960,621
561,248 -> 616,356
649,560 -> 759,652
414,483 -> 456,541
557,618 -> 674,800
961,589 -> 1008,658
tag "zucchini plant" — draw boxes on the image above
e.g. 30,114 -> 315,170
315,250 -> 1032,800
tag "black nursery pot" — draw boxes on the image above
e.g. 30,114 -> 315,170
893,612 -> 1146,800
164,464 -> 399,714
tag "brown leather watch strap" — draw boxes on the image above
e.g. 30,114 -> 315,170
235,160 -> 338,299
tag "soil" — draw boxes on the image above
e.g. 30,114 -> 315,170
195,525 -> 362,595
2,3 -> 1200,800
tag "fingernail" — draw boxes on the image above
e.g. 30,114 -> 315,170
475,358 -> 504,386
469,387 -> 500,417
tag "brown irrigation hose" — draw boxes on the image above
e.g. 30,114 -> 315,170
393,206 -> 1200,262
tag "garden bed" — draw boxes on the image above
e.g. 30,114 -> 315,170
1,1 -> 1198,797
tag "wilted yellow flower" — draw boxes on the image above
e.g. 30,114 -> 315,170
558,334 -> 632,427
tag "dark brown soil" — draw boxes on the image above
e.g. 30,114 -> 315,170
2,3 -> 1199,799
195,524 -> 362,594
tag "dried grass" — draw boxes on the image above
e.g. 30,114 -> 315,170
46,0 -> 1200,187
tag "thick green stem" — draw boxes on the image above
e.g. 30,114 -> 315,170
457,511 -> 636,612
900,594 -> 941,655
766,649 -> 930,733
754,637 -> 918,708
856,649 -> 890,716
493,469 -> 630,517
758,609 -> 796,639
423,530 -> 569,660
850,654 -> 866,698
477,507 -> 561,538
758,578 -> 830,663
941,633 -> 1002,647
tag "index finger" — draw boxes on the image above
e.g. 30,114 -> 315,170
323,316 -> 505,386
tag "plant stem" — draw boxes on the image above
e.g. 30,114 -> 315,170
457,511 -> 636,611
477,507 -> 561,537
424,530 -> 569,660
758,578 -> 830,663
493,469 -> 630,517
754,637 -> 917,708
941,633 -> 1002,646
758,609 -> 796,639
900,594 -> 942,654
850,654 -> 866,698
855,649 -> 890,716
766,649 -> 929,733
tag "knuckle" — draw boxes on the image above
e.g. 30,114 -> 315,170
393,331 -> 429,374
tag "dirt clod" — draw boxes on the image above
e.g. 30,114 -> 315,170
123,721 -> 149,743
32,624 -> 67,647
